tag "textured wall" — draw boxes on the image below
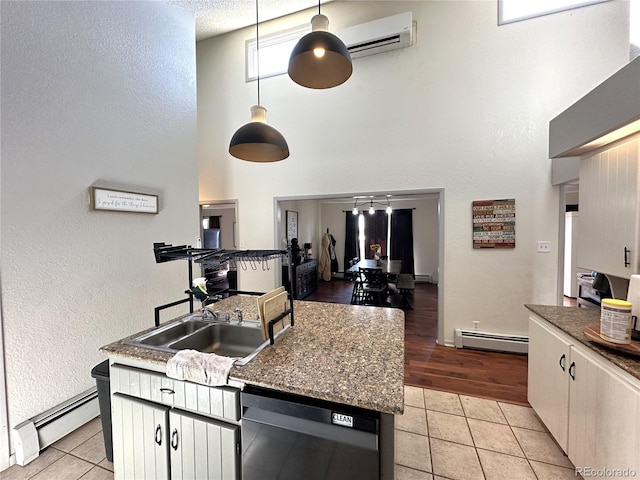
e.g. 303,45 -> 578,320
1,1 -> 198,431
197,1 -> 629,342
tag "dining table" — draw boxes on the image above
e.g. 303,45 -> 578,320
348,259 -> 402,276
348,259 -> 402,306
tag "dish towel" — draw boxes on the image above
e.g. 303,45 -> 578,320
166,349 -> 236,386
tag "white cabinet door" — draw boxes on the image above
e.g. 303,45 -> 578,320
578,139 -> 640,278
527,316 -> 572,452
594,364 -> 640,475
169,409 -> 240,480
112,394 -> 170,480
569,346 -> 640,475
567,346 -> 599,469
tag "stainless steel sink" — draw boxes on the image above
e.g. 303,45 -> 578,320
135,319 -> 209,346
169,323 -> 264,357
126,316 -> 269,365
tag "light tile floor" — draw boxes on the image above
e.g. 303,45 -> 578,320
0,417 -> 113,480
0,387 -> 578,480
396,386 -> 580,480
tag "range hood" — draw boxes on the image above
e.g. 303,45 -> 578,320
549,56 -> 640,158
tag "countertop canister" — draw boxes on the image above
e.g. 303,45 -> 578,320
600,298 -> 633,344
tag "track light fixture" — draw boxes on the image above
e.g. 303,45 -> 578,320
351,197 -> 393,215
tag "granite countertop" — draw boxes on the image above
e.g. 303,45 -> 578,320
101,295 -> 405,414
525,304 -> 640,381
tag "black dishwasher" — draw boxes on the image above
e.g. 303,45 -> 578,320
241,386 -> 380,480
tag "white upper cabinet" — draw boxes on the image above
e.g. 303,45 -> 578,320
577,137 -> 640,278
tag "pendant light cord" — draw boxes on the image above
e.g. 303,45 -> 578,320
256,0 -> 261,105
318,0 -> 320,15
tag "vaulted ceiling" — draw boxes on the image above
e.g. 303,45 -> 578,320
167,0 -> 335,40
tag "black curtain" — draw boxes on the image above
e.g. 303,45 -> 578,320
344,213 -> 359,270
364,211 -> 388,259
208,216 -> 221,228
391,209 -> 415,275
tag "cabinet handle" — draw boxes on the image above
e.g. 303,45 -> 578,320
558,354 -> 566,371
624,247 -> 631,268
160,388 -> 175,395
155,425 -> 162,446
171,428 -> 179,450
568,361 -> 576,381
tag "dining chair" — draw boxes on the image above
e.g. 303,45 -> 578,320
350,270 -> 365,305
359,267 -> 386,306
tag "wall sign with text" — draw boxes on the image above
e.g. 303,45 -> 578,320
472,199 -> 515,248
90,187 -> 158,214
286,210 -> 298,242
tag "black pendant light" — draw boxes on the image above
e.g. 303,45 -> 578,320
229,0 -> 289,162
288,0 -> 352,89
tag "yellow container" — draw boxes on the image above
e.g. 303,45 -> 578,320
600,298 -> 633,344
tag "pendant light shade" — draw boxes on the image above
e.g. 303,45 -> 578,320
229,0 -> 289,162
229,105 -> 289,162
288,14 -> 352,89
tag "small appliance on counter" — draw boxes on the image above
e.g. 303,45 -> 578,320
576,272 -> 609,308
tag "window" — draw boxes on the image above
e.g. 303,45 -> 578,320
498,0 -> 609,25
245,24 -> 310,81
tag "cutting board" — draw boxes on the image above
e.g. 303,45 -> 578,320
262,291 -> 290,340
583,325 -> 640,357
256,287 -> 285,340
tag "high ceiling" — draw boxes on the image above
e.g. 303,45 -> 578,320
167,0 -> 334,41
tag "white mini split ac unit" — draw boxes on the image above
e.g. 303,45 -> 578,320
337,12 -> 413,59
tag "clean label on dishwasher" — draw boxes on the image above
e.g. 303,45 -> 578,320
332,412 -> 353,428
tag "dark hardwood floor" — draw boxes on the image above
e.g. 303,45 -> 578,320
305,278 -> 529,405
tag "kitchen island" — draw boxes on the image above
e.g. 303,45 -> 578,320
101,296 -> 404,479
525,305 -> 640,477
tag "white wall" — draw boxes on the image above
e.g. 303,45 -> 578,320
278,199 -> 321,250
0,0 -> 198,444
197,1 -> 629,342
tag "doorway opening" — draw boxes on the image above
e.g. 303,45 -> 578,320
273,189 -> 445,345
199,201 -> 238,296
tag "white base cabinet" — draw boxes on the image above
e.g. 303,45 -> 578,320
527,318 -> 572,451
112,394 -> 169,479
528,314 -> 640,477
110,363 -> 240,480
168,409 -> 238,480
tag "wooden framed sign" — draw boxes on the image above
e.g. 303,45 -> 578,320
90,187 -> 158,214
286,210 -> 298,241
472,199 -> 515,248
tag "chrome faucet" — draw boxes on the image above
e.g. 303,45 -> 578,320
200,308 -> 218,321
235,308 -> 243,325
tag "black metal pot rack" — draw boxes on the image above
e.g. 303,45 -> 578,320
152,243 -> 294,341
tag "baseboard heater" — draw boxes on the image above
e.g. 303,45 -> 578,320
11,387 -> 99,466
454,329 -> 528,354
